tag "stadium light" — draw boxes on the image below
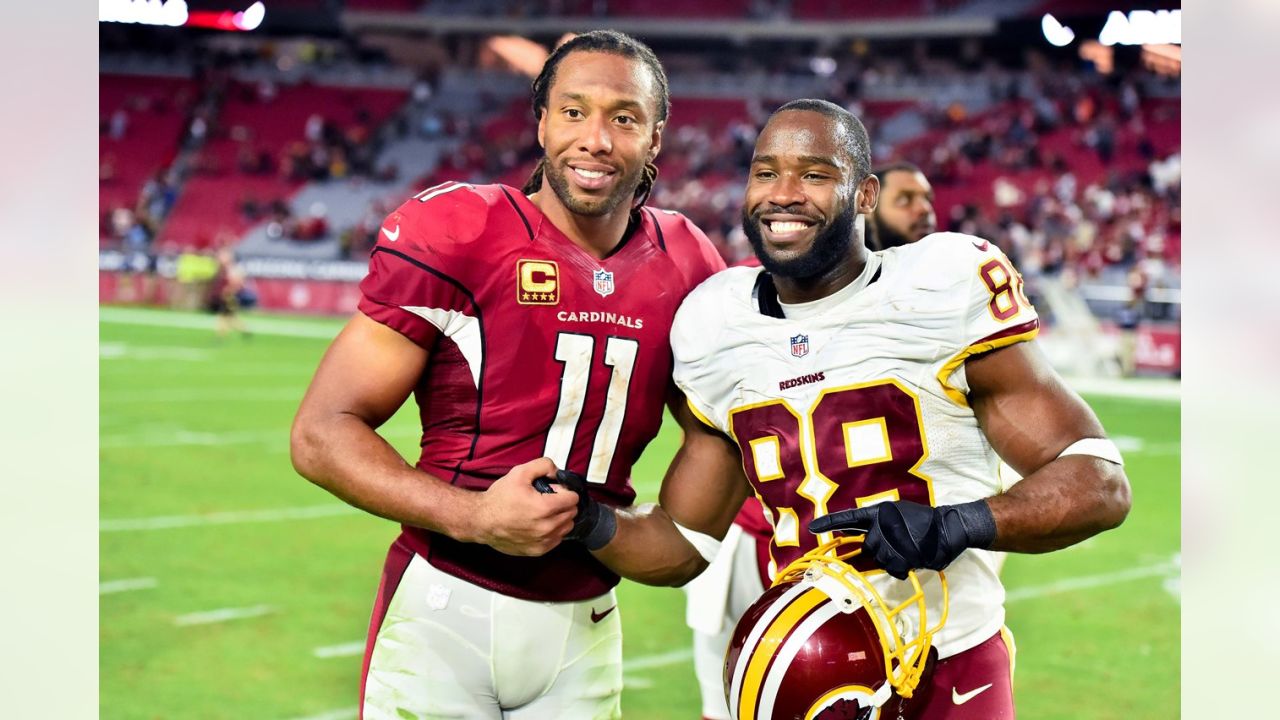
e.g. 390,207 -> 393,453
1098,9 -> 1181,46
809,57 -> 837,77
99,0 -> 265,32
99,0 -> 189,27
1041,14 -> 1076,47
186,1 -> 266,31
238,2 -> 265,31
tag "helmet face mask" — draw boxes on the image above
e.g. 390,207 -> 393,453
723,538 -> 948,720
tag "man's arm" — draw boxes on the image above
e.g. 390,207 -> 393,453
965,341 -> 1132,553
810,340 -> 1131,578
590,395 -> 751,587
289,312 -> 579,557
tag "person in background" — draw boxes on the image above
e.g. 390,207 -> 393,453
866,160 -> 937,251
207,247 -> 250,340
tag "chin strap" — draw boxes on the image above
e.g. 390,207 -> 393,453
868,680 -> 894,708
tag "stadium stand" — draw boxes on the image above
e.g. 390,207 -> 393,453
99,73 -> 196,245
791,0 -> 932,20
604,0 -> 749,19
157,80 -> 408,251
99,8 -> 1181,371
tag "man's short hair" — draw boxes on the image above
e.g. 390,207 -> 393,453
872,161 -> 925,186
773,99 -> 872,185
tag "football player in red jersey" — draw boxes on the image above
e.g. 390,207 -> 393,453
290,31 -> 725,719
566,100 -> 1131,718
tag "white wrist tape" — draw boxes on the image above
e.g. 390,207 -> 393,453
1057,437 -> 1124,466
674,521 -> 723,564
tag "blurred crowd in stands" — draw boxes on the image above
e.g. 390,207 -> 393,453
101,54 -> 404,251
408,60 -> 1180,297
101,40 -> 1180,310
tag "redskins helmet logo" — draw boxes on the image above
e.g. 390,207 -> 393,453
724,538 -> 948,720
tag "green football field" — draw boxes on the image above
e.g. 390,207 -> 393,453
100,307 -> 1180,720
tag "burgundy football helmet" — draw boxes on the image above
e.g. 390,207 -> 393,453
723,537 -> 948,720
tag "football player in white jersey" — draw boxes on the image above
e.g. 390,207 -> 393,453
557,99 -> 1131,718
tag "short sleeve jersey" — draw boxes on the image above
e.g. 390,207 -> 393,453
671,233 -> 1038,658
359,182 -> 725,601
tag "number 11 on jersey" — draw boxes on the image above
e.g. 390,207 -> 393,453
543,333 -> 639,484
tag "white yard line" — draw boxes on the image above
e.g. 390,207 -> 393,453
101,504 -> 361,532
100,425 -> 418,449
101,307 -> 342,339
307,642 -> 693,669
313,641 -> 366,659
100,577 -> 158,594
100,342 -> 212,362
1067,376 -> 1180,402
1136,442 -> 1181,456
1111,436 -> 1181,457
100,429 -> 285,448
102,363 -> 318,377
102,388 -> 305,404
1005,558 -> 1179,603
621,649 -> 694,690
1112,435 -> 1144,452
174,604 -> 275,626
623,648 -> 694,670
287,709 -> 358,720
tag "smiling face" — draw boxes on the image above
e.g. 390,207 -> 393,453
536,51 -> 663,218
742,110 -> 877,280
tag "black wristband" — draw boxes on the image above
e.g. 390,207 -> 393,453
951,499 -> 997,550
580,501 -> 618,551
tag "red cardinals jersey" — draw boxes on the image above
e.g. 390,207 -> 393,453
358,182 -> 725,601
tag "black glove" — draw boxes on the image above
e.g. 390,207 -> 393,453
808,500 -> 996,580
531,469 -> 617,550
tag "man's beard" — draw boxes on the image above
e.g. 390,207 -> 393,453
543,159 -> 645,217
743,203 -> 858,280
869,215 -> 916,250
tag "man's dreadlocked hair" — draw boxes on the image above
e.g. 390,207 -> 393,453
521,30 -> 670,209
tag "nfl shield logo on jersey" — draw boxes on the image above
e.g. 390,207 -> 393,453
790,334 -> 809,358
593,269 -> 615,297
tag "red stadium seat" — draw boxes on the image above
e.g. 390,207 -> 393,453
157,82 -> 407,249
99,74 -> 196,237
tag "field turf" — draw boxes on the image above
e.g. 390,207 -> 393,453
100,308 -> 1180,719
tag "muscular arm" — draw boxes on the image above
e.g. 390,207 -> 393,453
967,341 -> 1132,553
591,394 -> 751,587
290,312 -> 577,556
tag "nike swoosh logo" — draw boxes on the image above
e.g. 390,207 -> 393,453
972,239 -> 989,251
590,606 -> 616,623
382,224 -> 400,242
952,683 -> 993,705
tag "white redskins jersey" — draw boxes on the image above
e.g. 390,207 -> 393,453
672,232 -> 1039,659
